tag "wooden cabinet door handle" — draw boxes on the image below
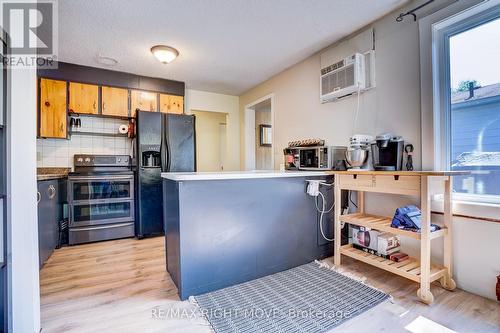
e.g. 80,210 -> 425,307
93,101 -> 96,110
102,102 -> 106,110
60,123 -> 64,133
45,101 -> 50,107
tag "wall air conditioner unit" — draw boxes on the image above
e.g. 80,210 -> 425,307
320,53 -> 366,103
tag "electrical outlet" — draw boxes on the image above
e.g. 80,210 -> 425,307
306,180 -> 320,197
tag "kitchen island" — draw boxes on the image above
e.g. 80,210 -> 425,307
161,171 -> 339,300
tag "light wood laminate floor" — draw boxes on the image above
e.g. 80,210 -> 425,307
40,237 -> 500,333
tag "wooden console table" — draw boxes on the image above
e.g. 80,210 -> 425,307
333,171 -> 467,304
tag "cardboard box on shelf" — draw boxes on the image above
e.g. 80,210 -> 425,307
351,227 -> 380,252
377,232 -> 401,255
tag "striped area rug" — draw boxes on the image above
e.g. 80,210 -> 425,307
193,262 -> 389,333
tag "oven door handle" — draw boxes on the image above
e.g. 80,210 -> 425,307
70,198 -> 135,205
70,223 -> 133,231
68,175 -> 134,181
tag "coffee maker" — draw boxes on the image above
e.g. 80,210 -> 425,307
371,133 -> 404,171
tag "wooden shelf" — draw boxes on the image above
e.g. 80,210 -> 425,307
340,213 -> 447,240
340,244 -> 446,283
334,172 -> 458,304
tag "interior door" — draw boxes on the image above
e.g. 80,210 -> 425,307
39,78 -> 67,138
102,86 -> 129,117
69,82 -> 98,115
167,114 -> 195,172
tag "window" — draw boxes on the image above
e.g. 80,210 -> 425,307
428,3 -> 500,205
448,16 -> 500,202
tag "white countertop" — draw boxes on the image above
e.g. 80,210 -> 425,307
161,170 -> 332,181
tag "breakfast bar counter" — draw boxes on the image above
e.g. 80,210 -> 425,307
161,171 -> 336,300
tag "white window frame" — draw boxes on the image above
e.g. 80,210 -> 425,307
434,2 -> 500,171
420,0 -> 500,220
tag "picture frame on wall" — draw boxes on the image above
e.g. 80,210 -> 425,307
259,124 -> 272,147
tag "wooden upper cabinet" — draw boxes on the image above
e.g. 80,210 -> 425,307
101,86 -> 129,117
160,94 -> 184,114
69,82 -> 98,115
130,90 -> 157,117
39,78 -> 67,138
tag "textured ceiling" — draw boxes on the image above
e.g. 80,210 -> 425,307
58,0 -> 408,95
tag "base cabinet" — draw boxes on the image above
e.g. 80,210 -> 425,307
37,179 -> 65,268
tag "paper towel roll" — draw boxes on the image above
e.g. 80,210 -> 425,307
119,124 -> 128,134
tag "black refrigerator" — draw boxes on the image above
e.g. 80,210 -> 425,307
135,111 -> 196,238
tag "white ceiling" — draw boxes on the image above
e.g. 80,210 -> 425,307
58,0 -> 408,95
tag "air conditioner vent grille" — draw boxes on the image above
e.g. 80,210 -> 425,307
321,63 -> 355,95
321,59 -> 345,75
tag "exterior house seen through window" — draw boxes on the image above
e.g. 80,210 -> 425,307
449,17 -> 500,200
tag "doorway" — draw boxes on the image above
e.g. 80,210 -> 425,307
244,94 -> 275,170
191,110 -> 228,172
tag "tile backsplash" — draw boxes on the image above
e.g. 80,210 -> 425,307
37,116 -> 134,170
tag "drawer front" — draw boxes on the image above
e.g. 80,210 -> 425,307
70,200 -> 134,227
374,175 -> 420,195
338,174 -> 374,189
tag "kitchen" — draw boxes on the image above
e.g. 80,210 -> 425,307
3,0 -> 500,333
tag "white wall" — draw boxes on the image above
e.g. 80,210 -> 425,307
9,63 -> 40,331
240,7 -> 424,169
239,0 -> 500,300
185,89 -> 240,171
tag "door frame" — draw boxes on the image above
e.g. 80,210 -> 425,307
244,93 -> 275,170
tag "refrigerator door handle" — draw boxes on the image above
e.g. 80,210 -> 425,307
166,131 -> 171,172
160,114 -> 168,172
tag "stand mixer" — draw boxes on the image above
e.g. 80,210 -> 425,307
345,134 -> 374,170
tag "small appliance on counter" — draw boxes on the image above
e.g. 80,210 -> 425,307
298,145 -> 346,170
284,139 -> 346,171
371,133 -> 404,171
345,134 -> 373,170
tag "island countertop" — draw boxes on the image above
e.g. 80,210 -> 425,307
161,170 -> 469,181
161,170 -> 332,181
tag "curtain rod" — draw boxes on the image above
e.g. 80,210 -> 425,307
396,0 -> 435,22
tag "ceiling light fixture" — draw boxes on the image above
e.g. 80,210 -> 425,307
151,45 -> 179,64
96,55 -> 118,66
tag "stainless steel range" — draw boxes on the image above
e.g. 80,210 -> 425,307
68,155 -> 135,245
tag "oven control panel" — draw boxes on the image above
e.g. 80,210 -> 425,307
74,155 -> 131,167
